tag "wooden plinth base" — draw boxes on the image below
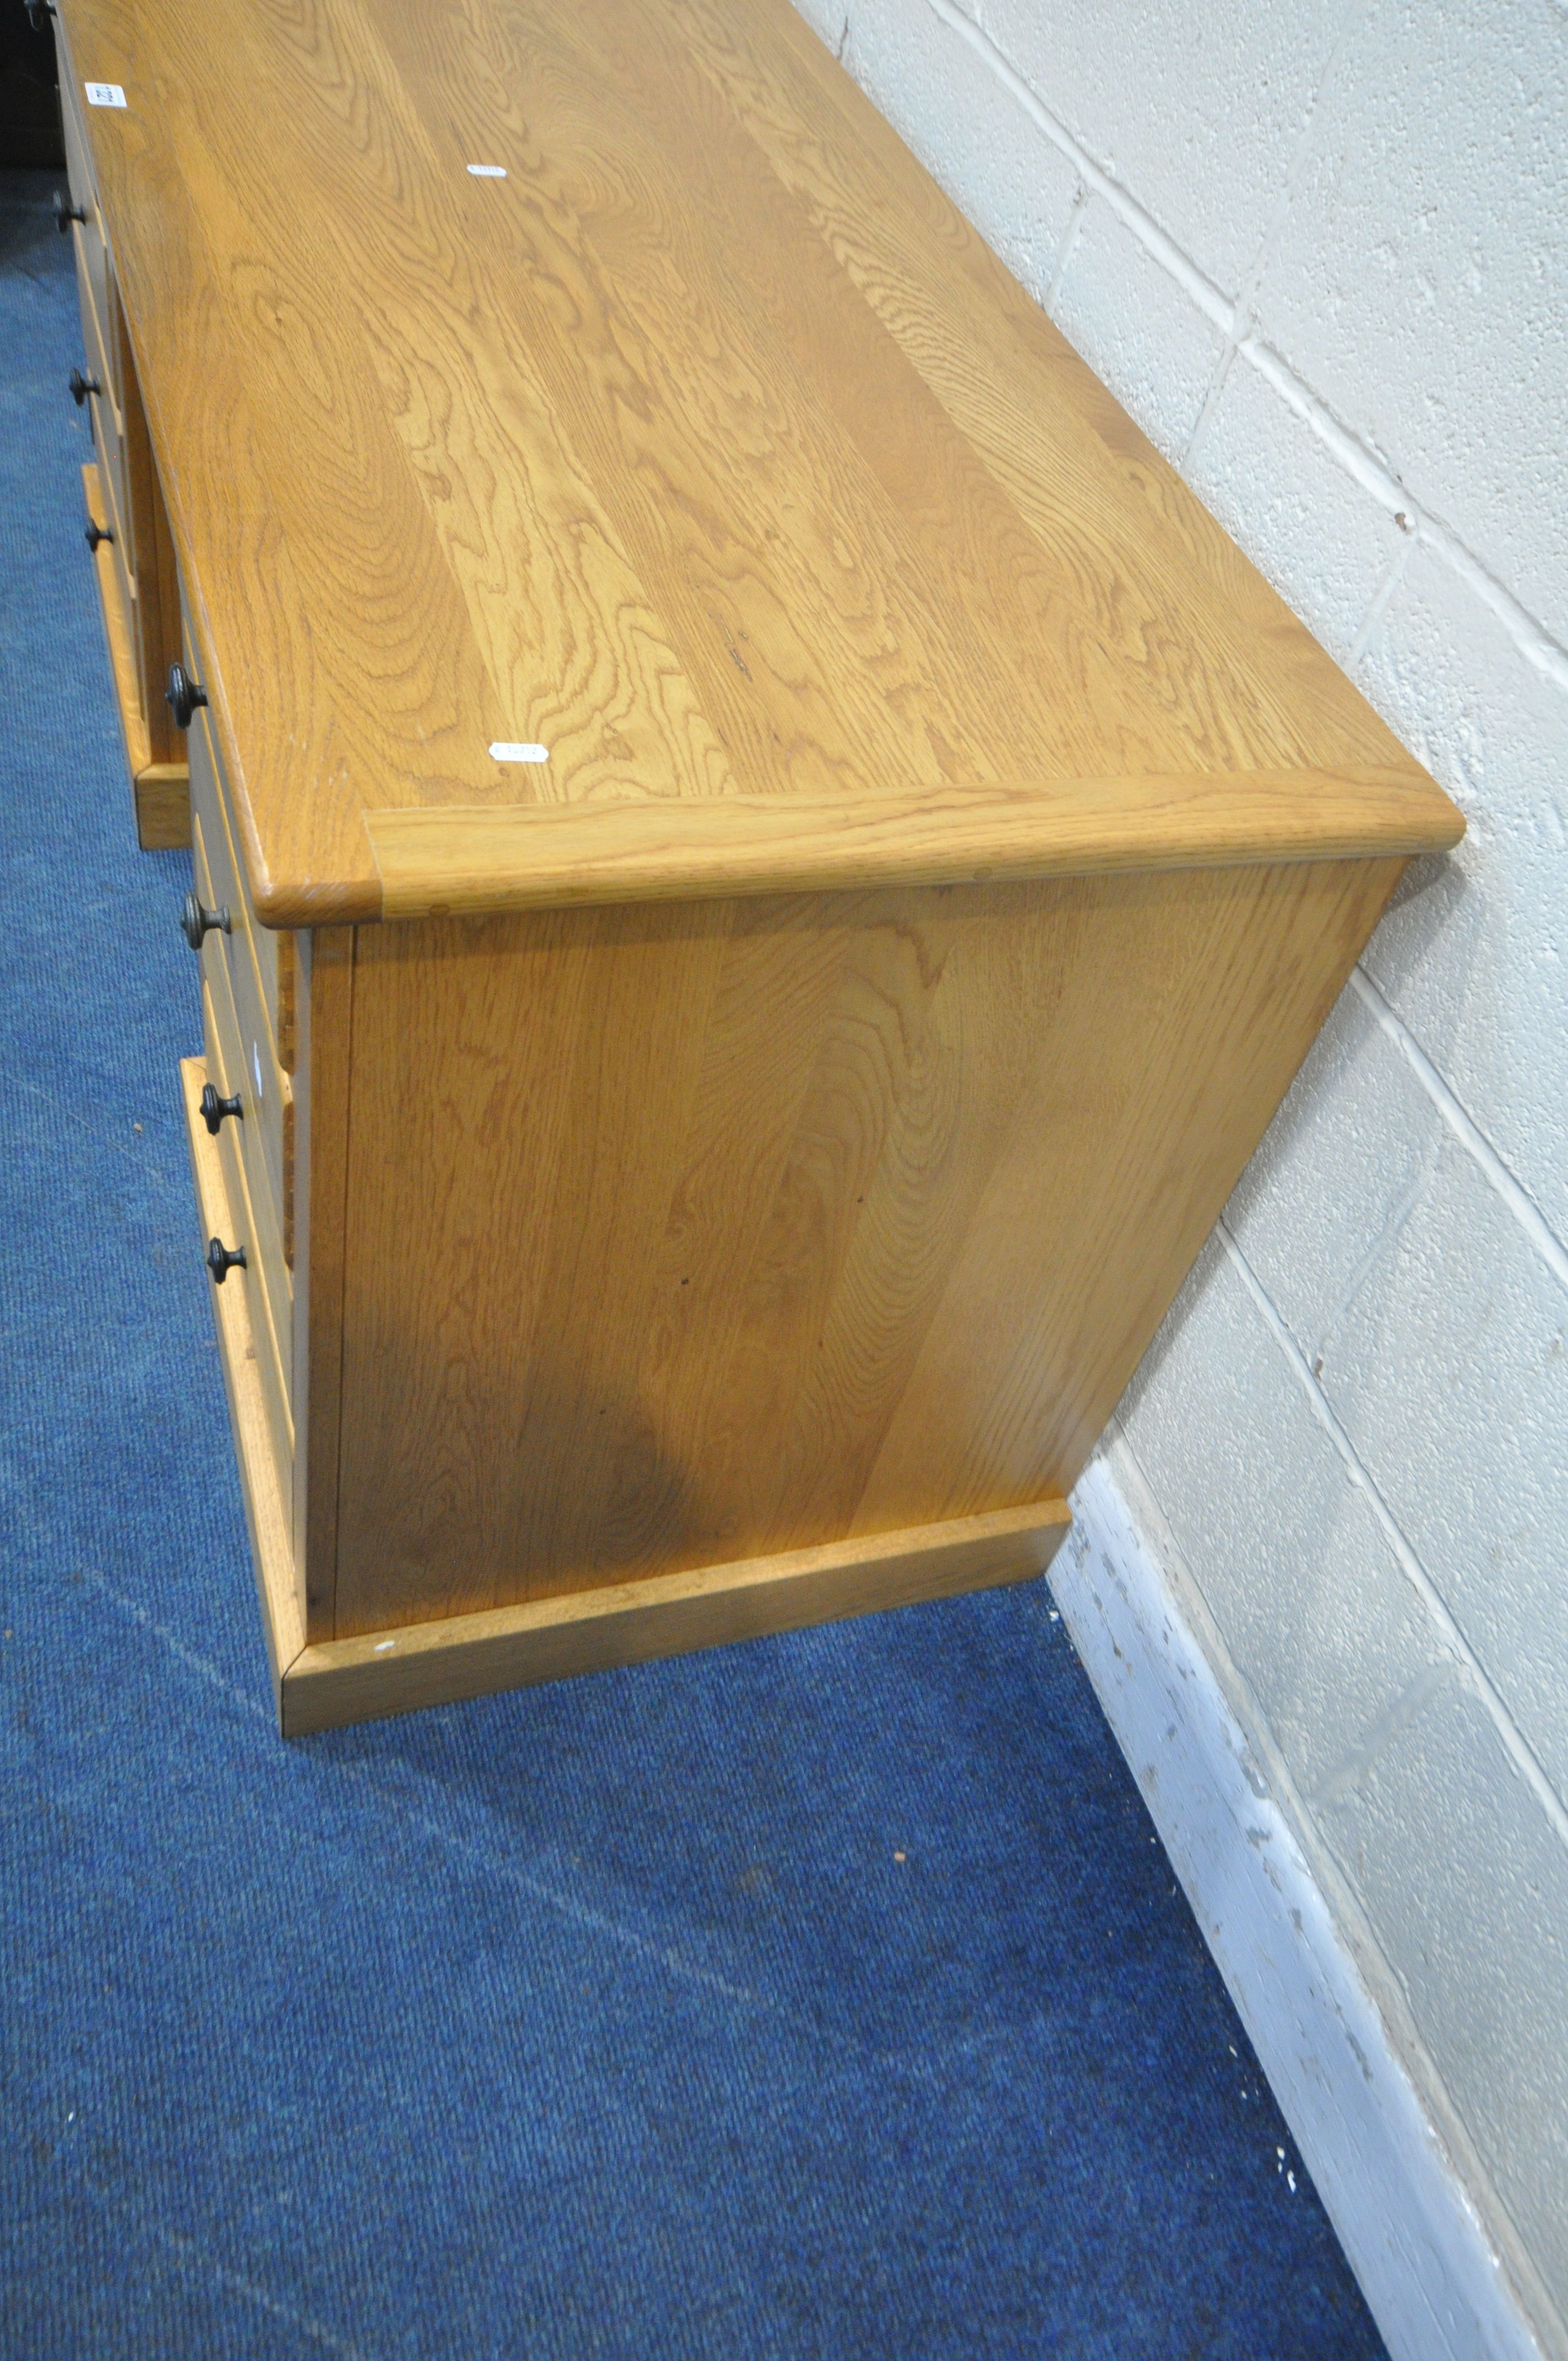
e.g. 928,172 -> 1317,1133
281,1502 -> 1072,1736
182,1054 -> 1071,1736
83,463 -> 188,850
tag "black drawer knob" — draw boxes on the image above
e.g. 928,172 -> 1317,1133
199,1082 -> 243,1135
206,1237 -> 247,1286
166,662 -> 208,731
69,367 -> 100,408
181,891 -> 230,952
53,191 -> 86,235
84,519 -> 113,554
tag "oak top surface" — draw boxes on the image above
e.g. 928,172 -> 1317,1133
61,0 -> 1460,922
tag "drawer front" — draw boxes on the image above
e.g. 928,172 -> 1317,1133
203,992 -> 293,1524
203,974 -> 293,1413
188,703 -> 284,1073
182,658 -> 291,1061
89,384 -> 138,618
76,231 -> 124,444
192,801 -> 294,1301
58,57 -> 96,206
61,90 -> 116,400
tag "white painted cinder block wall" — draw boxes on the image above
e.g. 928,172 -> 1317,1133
786,0 -> 1568,2348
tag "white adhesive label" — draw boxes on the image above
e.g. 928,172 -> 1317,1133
85,81 -> 127,107
489,741 -> 549,764
467,164 -> 507,177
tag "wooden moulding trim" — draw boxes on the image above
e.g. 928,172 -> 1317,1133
181,1056 -> 304,1721
358,766 -> 1464,922
279,1499 -> 1073,1737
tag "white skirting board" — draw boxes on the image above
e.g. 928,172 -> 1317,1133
1057,1449 -> 1550,2361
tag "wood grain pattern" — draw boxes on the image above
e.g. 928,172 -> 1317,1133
327,858 -> 1401,1638
77,0 -> 1469,1726
275,936 -> 297,1078
130,768 -> 188,852
281,1499 -> 1071,1735
57,0 -> 1460,927
367,766 -> 1458,918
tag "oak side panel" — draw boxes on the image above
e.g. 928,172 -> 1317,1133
335,899 -> 736,1633
855,857 -> 1406,1524
295,927 -> 355,1643
330,861 -> 1401,1639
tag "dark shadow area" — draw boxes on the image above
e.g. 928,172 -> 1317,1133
0,0 -> 63,173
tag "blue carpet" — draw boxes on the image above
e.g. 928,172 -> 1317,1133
0,168 -> 1387,2359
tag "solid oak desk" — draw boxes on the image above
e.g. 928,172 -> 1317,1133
54,0 -> 1462,1733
